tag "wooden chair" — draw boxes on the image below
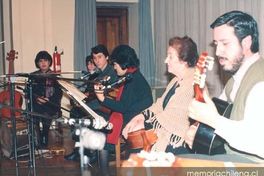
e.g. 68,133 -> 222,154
115,137 -> 121,167
115,136 -> 127,167
115,136 -> 125,167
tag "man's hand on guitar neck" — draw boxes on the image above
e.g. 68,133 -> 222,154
188,91 -> 220,128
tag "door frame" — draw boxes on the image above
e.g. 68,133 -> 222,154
96,7 -> 128,53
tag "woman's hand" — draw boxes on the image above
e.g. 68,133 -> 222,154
184,124 -> 198,149
94,84 -> 105,102
37,96 -> 48,104
122,114 -> 145,139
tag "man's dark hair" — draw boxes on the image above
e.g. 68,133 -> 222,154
110,45 -> 139,69
91,44 -> 109,57
210,10 -> 259,53
34,50 -> 52,68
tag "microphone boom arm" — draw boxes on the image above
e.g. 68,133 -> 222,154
57,79 -> 112,130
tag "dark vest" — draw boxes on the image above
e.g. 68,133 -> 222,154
226,58 -> 264,121
224,57 -> 264,162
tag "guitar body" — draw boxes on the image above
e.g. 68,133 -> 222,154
193,123 -> 226,155
127,129 -> 158,151
0,90 -> 23,118
0,50 -> 23,119
192,97 -> 233,155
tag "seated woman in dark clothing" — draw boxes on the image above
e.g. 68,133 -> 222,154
94,44 -> 153,174
122,36 -> 199,155
31,50 -> 63,148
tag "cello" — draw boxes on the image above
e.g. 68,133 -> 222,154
0,49 -> 23,119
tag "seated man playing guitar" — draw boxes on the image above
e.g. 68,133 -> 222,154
122,36 -> 199,155
186,11 -> 264,163
65,45 -> 118,161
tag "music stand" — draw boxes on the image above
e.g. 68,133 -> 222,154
58,79 -> 111,175
24,77 -> 37,176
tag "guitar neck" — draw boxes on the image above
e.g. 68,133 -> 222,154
8,60 -> 15,74
193,52 -> 214,103
194,84 -> 205,103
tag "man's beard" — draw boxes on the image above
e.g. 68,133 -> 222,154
223,55 -> 244,74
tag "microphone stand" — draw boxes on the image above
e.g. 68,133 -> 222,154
10,76 -> 19,176
24,77 -> 37,176
79,124 -> 92,176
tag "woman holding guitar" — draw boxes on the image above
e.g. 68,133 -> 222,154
122,36 -> 199,155
94,45 -> 153,174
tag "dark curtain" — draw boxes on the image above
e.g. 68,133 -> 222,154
74,0 -> 97,75
138,0 -> 155,86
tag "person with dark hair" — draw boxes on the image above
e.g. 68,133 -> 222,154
86,55 -> 97,74
122,36 -> 199,154
83,55 -> 98,94
91,44 -> 109,59
65,45 -> 118,161
90,44 -> 118,103
34,51 -> 53,68
31,50 -> 63,148
87,44 -> 118,119
64,54 -> 99,161
110,45 -> 140,69
94,44 -> 153,174
186,11 -> 264,163
69,55 -> 97,123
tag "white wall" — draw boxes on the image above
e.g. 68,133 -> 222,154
6,0 -> 138,117
9,0 -> 75,115
9,0 -> 138,74
12,0 -> 74,74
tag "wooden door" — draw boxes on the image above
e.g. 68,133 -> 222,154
96,8 -> 128,53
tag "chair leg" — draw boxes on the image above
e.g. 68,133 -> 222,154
115,137 -> 121,167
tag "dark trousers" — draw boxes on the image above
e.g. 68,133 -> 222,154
35,116 -> 52,147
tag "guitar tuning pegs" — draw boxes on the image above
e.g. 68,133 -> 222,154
6,49 -> 19,60
205,56 -> 214,71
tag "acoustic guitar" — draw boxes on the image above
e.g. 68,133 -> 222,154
127,128 -> 158,152
0,50 -> 23,119
191,52 -> 233,155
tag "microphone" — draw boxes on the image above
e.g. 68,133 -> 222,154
64,117 -> 113,131
81,68 -> 101,79
97,75 -> 111,85
80,128 -> 106,150
103,73 -> 133,90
